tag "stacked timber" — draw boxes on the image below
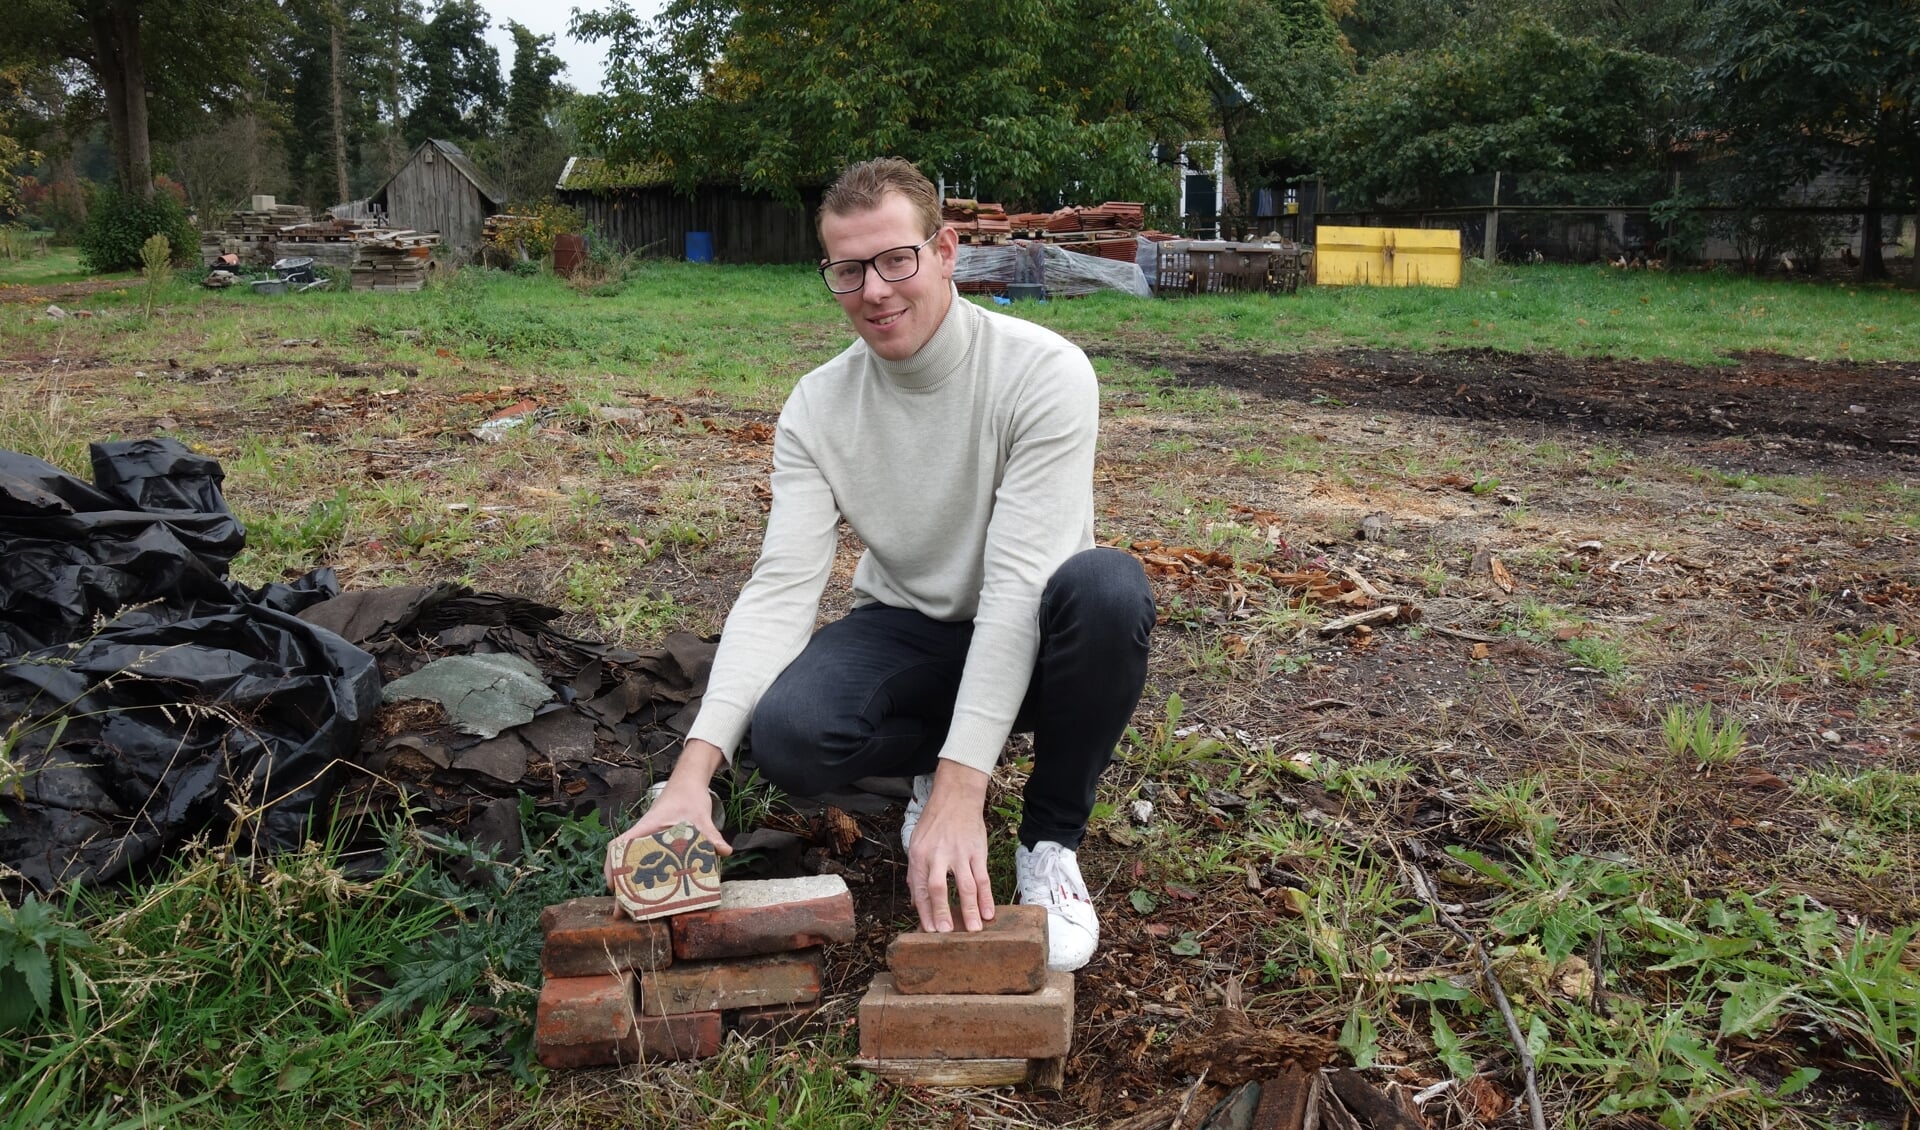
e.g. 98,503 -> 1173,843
223,202 -> 314,238
351,230 -> 440,292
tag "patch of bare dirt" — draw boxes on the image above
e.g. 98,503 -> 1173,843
1115,346 -> 1920,460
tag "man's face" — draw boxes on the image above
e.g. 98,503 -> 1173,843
819,193 -> 958,363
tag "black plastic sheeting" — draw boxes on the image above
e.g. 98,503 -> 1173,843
0,440 -> 380,892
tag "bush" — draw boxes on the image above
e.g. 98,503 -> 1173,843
77,186 -> 197,273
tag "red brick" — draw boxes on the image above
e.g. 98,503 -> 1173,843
885,904 -> 1047,995
640,949 -> 823,1016
730,1001 -> 820,1041
535,973 -> 634,1050
671,876 -> 855,960
540,897 -> 673,978
537,1011 -> 724,1069
858,971 -> 1074,1060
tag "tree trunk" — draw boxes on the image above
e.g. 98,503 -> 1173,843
88,0 -> 154,200
330,7 -> 351,205
1861,173 -> 1887,280
387,3 -> 406,177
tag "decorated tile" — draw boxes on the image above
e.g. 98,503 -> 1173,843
611,823 -> 722,921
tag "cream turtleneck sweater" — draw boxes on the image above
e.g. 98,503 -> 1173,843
686,289 -> 1099,775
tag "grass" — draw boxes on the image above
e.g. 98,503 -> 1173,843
1019,261 -> 1920,364
4,253 -> 1919,1128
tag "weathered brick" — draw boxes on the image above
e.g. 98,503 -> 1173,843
729,1001 -> 820,1041
537,1011 -> 724,1070
541,897 -> 673,978
671,875 -> 855,960
885,904 -> 1047,995
858,971 -> 1074,1060
640,949 -> 823,1016
535,973 -> 634,1049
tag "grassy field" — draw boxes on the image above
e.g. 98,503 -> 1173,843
1,251 -> 1917,1129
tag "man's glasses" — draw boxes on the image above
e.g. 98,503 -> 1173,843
819,232 -> 938,294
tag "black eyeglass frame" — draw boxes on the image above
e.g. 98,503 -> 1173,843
818,231 -> 940,294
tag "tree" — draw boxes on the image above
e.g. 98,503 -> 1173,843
407,0 -> 502,146
504,21 -> 565,139
0,67 -> 42,220
1304,19 -> 1675,206
0,0 -> 276,199
1185,0 -> 1352,217
485,22 -> 570,204
1698,0 -> 1920,280
572,0 -> 1212,208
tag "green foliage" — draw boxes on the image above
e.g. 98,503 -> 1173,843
571,0 -> 1210,206
1800,768 -> 1920,835
1698,0 -> 1920,277
503,21 -> 566,138
0,832 -> 480,1124
1566,636 -> 1627,679
0,896 -> 90,1032
1831,624 -> 1911,686
139,233 -> 171,317
76,187 -> 197,274
1183,0 -> 1351,200
1121,692 -> 1228,772
1306,19 -> 1676,205
1660,702 -> 1745,765
406,0 -> 503,145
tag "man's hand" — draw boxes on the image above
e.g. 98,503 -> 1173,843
604,738 -> 731,888
906,761 -> 996,933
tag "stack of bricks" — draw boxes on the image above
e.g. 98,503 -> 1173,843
855,905 -> 1074,1087
534,874 -> 854,1069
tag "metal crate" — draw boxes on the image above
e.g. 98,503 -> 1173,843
1155,239 -> 1313,296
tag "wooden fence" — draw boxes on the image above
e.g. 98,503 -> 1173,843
556,186 -> 825,264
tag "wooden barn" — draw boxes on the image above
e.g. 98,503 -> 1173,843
554,158 -> 822,264
370,139 -> 505,257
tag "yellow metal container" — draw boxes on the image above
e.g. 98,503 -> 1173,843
1315,226 -> 1461,287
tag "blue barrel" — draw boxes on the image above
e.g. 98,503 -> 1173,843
685,231 -> 714,262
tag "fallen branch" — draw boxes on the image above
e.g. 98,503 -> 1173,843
1316,606 -> 1401,635
1398,853 -> 1549,1130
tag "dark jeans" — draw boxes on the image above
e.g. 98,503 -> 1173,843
747,547 -> 1154,849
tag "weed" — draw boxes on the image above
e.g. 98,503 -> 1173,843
238,487 -> 353,573
1294,754 -> 1416,804
599,590 -> 685,644
1799,768 -> 1920,834
1121,693 -> 1227,773
139,234 -> 172,319
1661,702 -> 1746,765
0,896 -> 90,1032
1832,624 -> 1911,685
1466,775 -> 1558,848
1566,636 -> 1628,679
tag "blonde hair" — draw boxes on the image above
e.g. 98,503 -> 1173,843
818,158 -> 941,242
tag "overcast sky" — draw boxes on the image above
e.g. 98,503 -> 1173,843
477,0 -> 666,95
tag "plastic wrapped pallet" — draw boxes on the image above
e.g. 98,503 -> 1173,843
953,243 -> 1149,299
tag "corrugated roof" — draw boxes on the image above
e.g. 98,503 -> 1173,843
373,139 -> 507,206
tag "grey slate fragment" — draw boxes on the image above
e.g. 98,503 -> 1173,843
380,653 -> 552,738
454,732 -> 530,783
520,708 -> 597,764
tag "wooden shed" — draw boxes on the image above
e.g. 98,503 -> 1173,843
369,139 -> 505,257
554,158 -> 823,264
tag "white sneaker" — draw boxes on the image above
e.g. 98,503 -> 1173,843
1016,841 -> 1100,972
898,773 -> 934,851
